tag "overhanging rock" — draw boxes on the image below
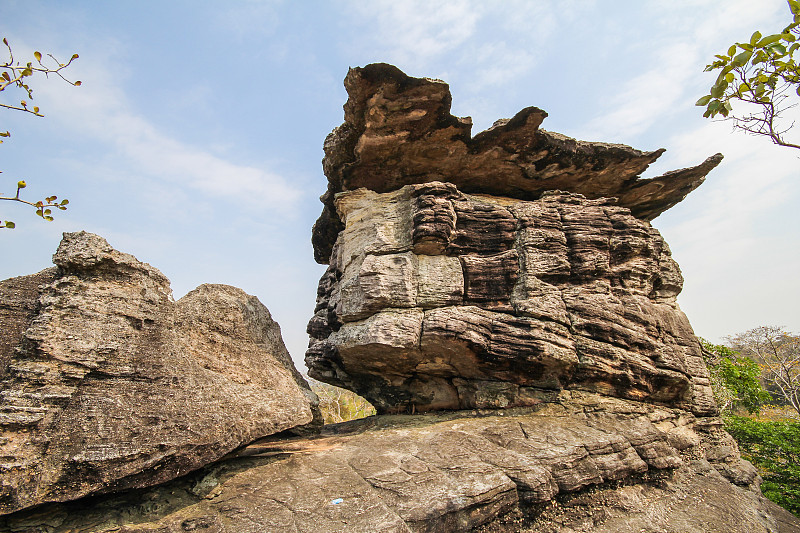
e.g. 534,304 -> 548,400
312,63 -> 722,264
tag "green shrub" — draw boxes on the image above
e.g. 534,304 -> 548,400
725,416 -> 800,516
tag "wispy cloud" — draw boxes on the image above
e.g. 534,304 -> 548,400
580,0 -> 786,143
343,0 -> 480,68
580,42 -> 699,140
30,37 -> 302,213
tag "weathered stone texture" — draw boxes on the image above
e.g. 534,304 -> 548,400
312,63 -> 723,264
0,231 -> 319,516
307,183 -> 715,416
0,267 -> 57,376
2,395 -> 789,533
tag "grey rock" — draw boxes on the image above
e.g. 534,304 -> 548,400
307,184 -> 716,416
0,231 -> 319,515
1,394 -> 792,533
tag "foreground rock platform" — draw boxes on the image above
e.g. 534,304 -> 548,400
0,232 -> 319,516
312,63 -> 723,264
1,394 -> 796,533
307,183 -> 715,416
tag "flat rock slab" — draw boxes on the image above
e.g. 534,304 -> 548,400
0,232 -> 319,515
1,394 -> 791,533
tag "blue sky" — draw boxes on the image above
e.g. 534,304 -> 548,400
1,0 -> 798,370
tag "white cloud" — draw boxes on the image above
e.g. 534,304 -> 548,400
31,39 -> 302,213
580,0 -> 787,143
581,42 -> 699,140
654,115 -> 800,340
344,0 -> 480,68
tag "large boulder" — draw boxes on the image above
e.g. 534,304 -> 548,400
306,63 -> 722,416
0,231 -> 319,515
2,394 -> 796,532
306,183 -> 715,416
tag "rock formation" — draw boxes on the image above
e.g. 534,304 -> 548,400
0,394 -> 793,532
311,63 -> 722,264
1,64 -> 797,532
306,64 -> 721,416
0,231 -> 319,515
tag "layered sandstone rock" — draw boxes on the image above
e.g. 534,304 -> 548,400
0,231 -> 319,515
306,63 -> 723,417
306,183 -> 715,416
2,394 -> 791,533
312,63 -> 723,264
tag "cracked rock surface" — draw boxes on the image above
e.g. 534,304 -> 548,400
2,394 -> 791,533
306,183 -> 715,416
0,231 -> 319,516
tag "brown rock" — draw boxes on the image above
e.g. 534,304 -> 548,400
0,231 -> 319,516
312,63 -> 722,264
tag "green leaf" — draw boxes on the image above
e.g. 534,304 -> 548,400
696,95 -> 713,106
33,51 -> 42,62
750,30 -> 763,45
4,221 -> 15,229
756,34 -> 783,47
710,84 -> 726,98
728,44 -> 737,56
733,50 -> 754,67
769,43 -> 787,55
781,31 -> 796,42
725,72 -> 735,83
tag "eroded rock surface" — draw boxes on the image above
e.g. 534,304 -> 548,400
306,183 -> 715,416
312,63 -> 723,264
0,231 -> 319,516
2,394 -> 794,533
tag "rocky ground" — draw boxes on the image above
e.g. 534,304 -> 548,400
2,393 -> 796,532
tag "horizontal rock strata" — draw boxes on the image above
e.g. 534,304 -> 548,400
312,63 -> 723,264
0,231 -> 319,516
306,183 -> 715,416
1,394 -> 787,533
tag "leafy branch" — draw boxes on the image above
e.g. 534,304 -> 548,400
697,0 -> 800,150
0,181 -> 68,229
1,36 -> 80,229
